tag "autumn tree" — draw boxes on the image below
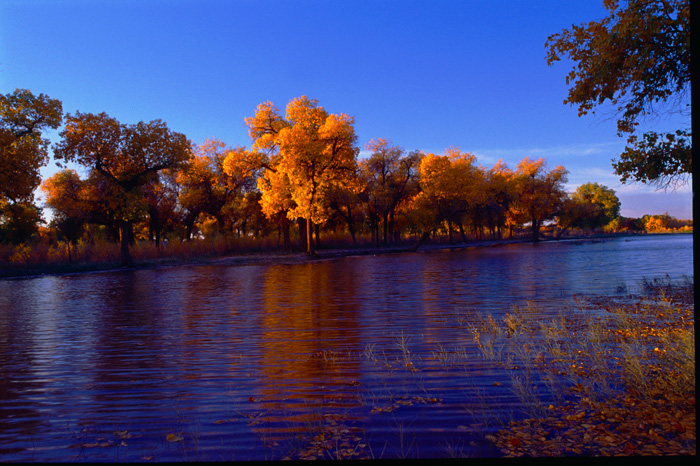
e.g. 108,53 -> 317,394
42,167 -> 144,261
53,112 -> 192,266
1,89 -> 63,204
0,202 -> 44,245
361,139 -> 422,246
243,101 -> 296,251
245,96 -> 359,255
176,140 -> 254,240
43,168 -> 146,250
546,0 -> 691,188
40,169 -> 123,260
221,146 -> 268,238
1,89 -> 62,243
41,169 -> 89,254
282,98 -> 359,254
324,164 -> 365,246
142,169 -> 180,247
512,157 -> 569,242
410,148 -> 481,248
228,190 -> 269,239
481,160 -> 517,239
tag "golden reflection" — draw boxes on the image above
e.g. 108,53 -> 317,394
258,262 -> 362,388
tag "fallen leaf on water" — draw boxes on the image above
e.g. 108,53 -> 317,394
166,433 -> 183,443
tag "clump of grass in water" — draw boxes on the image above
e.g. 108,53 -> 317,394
487,276 -> 695,456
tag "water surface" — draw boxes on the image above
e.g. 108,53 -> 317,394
0,234 -> 693,460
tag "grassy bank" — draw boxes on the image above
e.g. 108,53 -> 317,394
483,276 -> 695,456
0,232 -> 531,279
2,231 -> 688,279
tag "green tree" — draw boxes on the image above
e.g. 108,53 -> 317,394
557,184 -> 622,233
546,0 -> 690,188
573,182 -> 621,227
53,112 -> 192,266
0,202 -> 44,244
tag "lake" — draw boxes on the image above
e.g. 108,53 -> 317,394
0,234 -> 693,461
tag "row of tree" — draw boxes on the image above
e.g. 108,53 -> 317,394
3,89 -> 631,267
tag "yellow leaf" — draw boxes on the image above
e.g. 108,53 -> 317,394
166,433 -> 184,442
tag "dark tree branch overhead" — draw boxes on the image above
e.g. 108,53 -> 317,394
546,0 -> 691,189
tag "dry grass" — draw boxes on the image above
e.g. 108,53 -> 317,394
487,276 -> 695,456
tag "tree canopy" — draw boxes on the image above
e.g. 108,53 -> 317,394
558,182 -> 621,232
1,89 -> 63,204
546,0 -> 691,188
53,112 -> 192,265
245,96 -> 359,254
512,157 -> 569,242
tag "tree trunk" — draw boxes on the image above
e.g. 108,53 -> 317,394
183,211 -> 199,241
119,219 -> 134,267
298,218 -> 307,252
127,221 -> 135,246
531,217 -> 539,242
407,231 -> 431,252
458,221 -> 468,243
388,210 -> 395,245
314,223 -> 320,250
345,206 -> 357,246
383,212 -> 389,246
283,222 -> 291,253
306,218 -> 315,255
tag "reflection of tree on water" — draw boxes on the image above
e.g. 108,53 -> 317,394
249,261 -> 366,453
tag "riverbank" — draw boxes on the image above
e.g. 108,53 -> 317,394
488,276 -> 695,457
0,237 -> 524,279
0,232 -> 685,280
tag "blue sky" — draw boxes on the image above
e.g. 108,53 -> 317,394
0,0 -> 692,218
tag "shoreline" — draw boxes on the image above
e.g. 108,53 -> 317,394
0,231 -> 687,280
